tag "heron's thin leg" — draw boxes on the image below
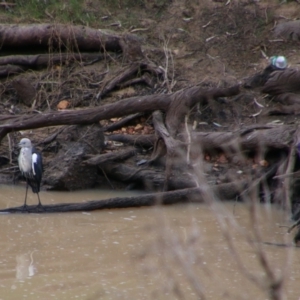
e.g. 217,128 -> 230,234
23,180 -> 29,208
37,193 -> 42,207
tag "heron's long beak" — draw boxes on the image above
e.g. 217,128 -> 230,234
18,142 -> 22,148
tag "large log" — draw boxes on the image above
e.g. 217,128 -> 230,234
0,85 -> 240,142
0,24 -> 123,52
0,182 -> 247,214
0,64 -> 27,76
0,53 -> 107,69
187,126 -> 295,153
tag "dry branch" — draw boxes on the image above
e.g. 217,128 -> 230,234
102,113 -> 143,132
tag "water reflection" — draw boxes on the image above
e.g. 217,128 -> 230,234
16,251 -> 37,281
0,184 -> 298,299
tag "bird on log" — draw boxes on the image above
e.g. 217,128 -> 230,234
18,138 -> 43,209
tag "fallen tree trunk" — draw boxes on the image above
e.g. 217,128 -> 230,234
0,53 -> 107,67
0,53 -> 108,76
0,93 -> 170,141
0,64 -> 27,76
0,84 -> 240,142
187,126 -> 296,154
0,182 -> 247,214
0,24 -> 123,52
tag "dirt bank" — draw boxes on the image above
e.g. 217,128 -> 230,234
0,0 -> 300,217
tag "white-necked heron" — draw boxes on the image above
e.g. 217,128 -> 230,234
18,138 -> 43,208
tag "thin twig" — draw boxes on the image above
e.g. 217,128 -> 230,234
7,133 -> 12,164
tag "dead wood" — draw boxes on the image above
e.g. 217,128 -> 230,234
272,93 -> 300,106
0,93 -> 170,142
0,85 -> 239,143
152,110 -> 186,189
262,69 -> 300,96
0,53 -> 107,77
153,110 -> 180,150
165,84 -> 240,136
107,134 -> 156,148
38,127 -> 66,145
148,85 -> 240,189
0,53 -> 106,69
101,161 -> 198,191
149,138 -> 167,165
101,162 -> 167,190
83,148 -> 137,166
266,104 -> 300,115
287,222 -> 299,236
119,33 -> 145,62
0,24 -> 125,52
273,20 -> 300,41
97,62 -> 162,99
0,64 -> 27,76
0,181 -> 247,214
102,113 -> 143,132
273,171 -> 300,180
187,126 -> 295,154
98,64 -> 142,98
119,73 -> 154,89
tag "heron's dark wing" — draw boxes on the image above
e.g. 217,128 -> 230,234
32,149 -> 43,181
28,148 -> 43,193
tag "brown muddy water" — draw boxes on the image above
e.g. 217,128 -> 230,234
0,184 -> 299,300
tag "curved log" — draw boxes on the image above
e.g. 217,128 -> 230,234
0,182 -> 247,214
0,93 -> 171,135
0,85 -> 240,143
